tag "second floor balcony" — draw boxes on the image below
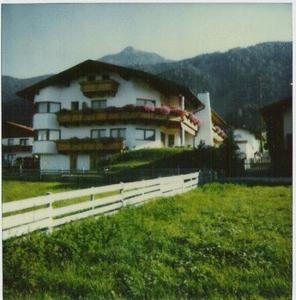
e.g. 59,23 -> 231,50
57,105 -> 200,134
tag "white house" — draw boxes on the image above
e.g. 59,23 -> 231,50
17,60 -> 207,172
195,92 -> 227,147
233,128 -> 261,164
2,121 -> 34,166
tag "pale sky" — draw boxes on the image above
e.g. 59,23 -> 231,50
1,3 -> 292,78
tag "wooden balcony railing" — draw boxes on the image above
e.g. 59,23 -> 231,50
56,138 -> 124,153
57,108 -> 198,134
79,79 -> 119,98
2,145 -> 32,153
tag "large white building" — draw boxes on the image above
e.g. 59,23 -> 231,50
17,60 -> 227,172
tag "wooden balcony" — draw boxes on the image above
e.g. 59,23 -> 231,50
57,109 -> 198,134
79,79 -> 119,98
2,145 -> 32,153
56,138 -> 124,153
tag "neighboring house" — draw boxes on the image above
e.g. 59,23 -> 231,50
233,128 -> 261,166
261,96 -> 292,176
2,121 -> 34,166
17,60 -> 205,172
195,92 -> 227,147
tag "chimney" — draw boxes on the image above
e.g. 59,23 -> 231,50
195,92 -> 214,147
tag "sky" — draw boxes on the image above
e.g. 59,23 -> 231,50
1,3 -> 292,78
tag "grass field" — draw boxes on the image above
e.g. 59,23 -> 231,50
3,183 -> 291,299
2,181 -> 95,202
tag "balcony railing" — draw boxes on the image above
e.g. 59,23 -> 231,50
79,79 -> 119,98
56,138 -> 124,153
57,106 -> 199,134
2,145 -> 32,153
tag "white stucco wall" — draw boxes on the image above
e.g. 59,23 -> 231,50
40,154 -> 70,171
34,73 -> 165,110
194,92 -> 214,147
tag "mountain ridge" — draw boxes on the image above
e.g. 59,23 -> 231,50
2,41 -> 292,133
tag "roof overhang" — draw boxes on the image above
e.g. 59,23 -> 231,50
16,60 -> 204,111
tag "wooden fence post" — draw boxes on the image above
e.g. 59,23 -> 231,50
47,192 -> 53,233
90,187 -> 95,209
120,182 -> 125,207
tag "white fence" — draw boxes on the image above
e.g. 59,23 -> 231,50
2,172 -> 199,240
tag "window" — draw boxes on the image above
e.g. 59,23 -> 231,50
7,139 -> 14,146
38,103 -> 48,113
20,138 -> 29,146
71,102 -> 79,112
6,154 -> 15,163
91,100 -> 107,110
49,130 -> 60,141
91,129 -> 107,139
161,132 -> 166,145
136,129 -> 156,141
37,102 -> 61,113
110,128 -> 126,139
168,134 -> 175,147
136,98 -> 156,107
36,130 -> 60,141
90,154 -> 100,170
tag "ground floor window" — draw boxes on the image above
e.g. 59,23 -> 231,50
136,128 -> 156,141
90,154 -> 101,170
110,128 -> 126,139
70,154 -> 77,171
161,132 -> 166,145
168,134 -> 175,147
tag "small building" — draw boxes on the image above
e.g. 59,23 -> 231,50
261,97 -> 292,176
17,60 -> 207,172
195,92 -> 227,147
233,128 -> 261,167
2,121 -> 34,167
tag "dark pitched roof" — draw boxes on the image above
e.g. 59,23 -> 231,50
261,96 -> 292,118
3,121 -> 34,138
211,109 -> 228,128
16,59 -> 204,110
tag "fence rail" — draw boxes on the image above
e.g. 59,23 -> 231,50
3,172 -> 199,240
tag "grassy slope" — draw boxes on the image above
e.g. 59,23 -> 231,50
2,181 -> 95,202
3,148 -> 191,202
3,184 -> 291,299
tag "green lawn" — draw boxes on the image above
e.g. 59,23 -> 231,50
2,180 -> 96,202
3,183 -> 292,299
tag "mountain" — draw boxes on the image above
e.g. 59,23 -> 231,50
134,42 -> 292,134
2,75 -> 51,126
99,46 -> 172,66
2,42 -> 292,133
